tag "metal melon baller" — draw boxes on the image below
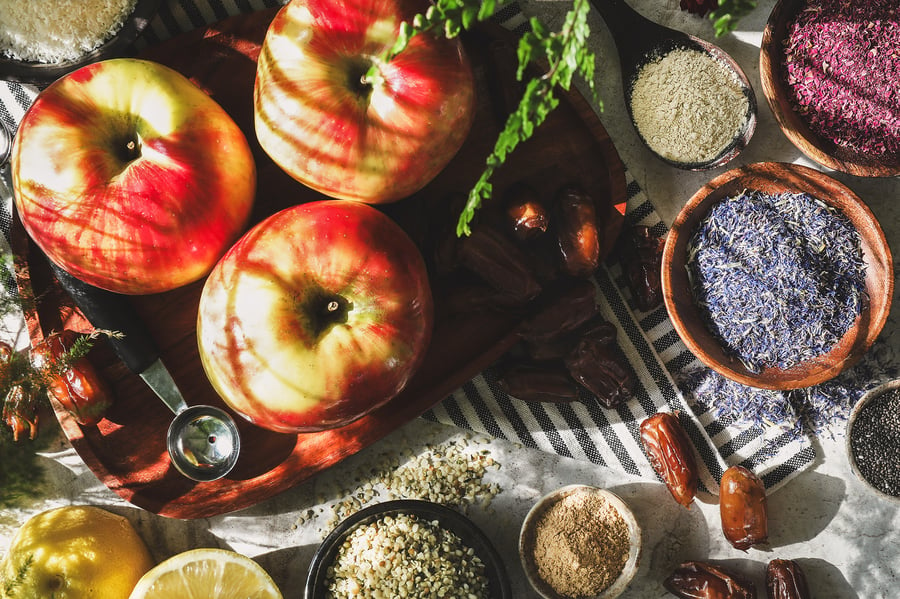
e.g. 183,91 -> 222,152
0,119 -> 240,482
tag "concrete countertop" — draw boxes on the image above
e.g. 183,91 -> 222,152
2,1 -> 898,598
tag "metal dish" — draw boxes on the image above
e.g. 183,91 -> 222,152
0,0 -> 162,85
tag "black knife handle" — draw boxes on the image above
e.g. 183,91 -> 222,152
47,260 -> 159,374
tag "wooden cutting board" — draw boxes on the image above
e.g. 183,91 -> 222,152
12,7 -> 626,519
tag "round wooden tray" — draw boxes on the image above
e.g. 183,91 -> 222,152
12,8 -> 626,519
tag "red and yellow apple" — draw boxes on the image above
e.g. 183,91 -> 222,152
253,0 -> 475,204
12,58 -> 256,295
197,200 -> 434,432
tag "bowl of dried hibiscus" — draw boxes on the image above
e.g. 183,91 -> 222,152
760,0 -> 900,177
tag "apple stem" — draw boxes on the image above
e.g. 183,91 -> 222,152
326,300 -> 340,313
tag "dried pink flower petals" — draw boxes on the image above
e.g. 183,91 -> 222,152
783,0 -> 900,157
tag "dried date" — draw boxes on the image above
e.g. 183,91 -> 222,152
443,283 -> 532,315
623,225 -> 665,311
30,330 -> 114,427
457,223 -> 542,302
554,184 -> 601,278
640,411 -> 699,507
720,465 -> 769,550
503,182 -> 549,242
524,313 -> 616,362
518,279 -> 599,345
664,561 -> 756,599
766,559 -> 810,599
564,335 -> 632,408
498,363 -> 580,403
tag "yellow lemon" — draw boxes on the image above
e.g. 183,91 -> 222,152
0,505 -> 154,599
128,548 -> 282,599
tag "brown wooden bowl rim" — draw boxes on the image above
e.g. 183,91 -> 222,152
662,161 -> 894,390
759,0 -> 900,178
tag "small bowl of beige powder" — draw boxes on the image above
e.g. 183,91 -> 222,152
519,484 -> 642,599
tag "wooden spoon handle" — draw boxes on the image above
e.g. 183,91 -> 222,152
589,0 -> 691,90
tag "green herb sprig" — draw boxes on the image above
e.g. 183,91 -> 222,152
1,554 -> 34,598
385,0 -> 756,236
710,0 -> 758,37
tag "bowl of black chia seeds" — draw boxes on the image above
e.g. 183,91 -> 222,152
305,499 -> 511,599
662,161 -> 893,390
846,380 -> 900,502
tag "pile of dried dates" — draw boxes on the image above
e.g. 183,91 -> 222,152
428,180 -> 664,409
665,558 -> 811,599
640,411 -> 813,598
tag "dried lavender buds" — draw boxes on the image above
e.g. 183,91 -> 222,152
783,0 -> 900,157
687,190 -> 866,372
324,513 -> 491,599
849,386 -> 900,497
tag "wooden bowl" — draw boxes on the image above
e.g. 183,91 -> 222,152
519,485 -> 641,599
0,0 -> 162,85
759,0 -> 900,177
662,162 -> 893,390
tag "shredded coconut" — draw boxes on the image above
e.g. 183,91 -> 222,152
0,0 -> 137,64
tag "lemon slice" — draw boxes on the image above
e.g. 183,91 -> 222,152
128,548 -> 283,599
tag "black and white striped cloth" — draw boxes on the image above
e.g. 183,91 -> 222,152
12,0 -> 891,495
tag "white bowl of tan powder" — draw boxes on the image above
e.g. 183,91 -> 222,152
520,485 -> 641,599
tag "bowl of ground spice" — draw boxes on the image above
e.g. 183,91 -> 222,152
662,161 -> 893,391
760,0 -> 900,177
305,499 -> 512,599
519,485 -> 641,599
846,379 -> 900,503
0,0 -> 161,85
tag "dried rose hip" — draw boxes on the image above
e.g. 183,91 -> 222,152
30,330 -> 114,427
664,561 -> 756,599
766,559 -> 810,599
640,412 -> 699,507
679,0 -> 718,16
720,465 -> 769,550
2,385 -> 39,442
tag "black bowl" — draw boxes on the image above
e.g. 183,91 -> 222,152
0,0 -> 162,85
305,499 -> 512,599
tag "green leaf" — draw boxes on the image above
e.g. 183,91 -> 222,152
710,0 -> 758,37
378,0 -> 604,235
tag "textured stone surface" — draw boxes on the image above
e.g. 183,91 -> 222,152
2,1 -> 899,598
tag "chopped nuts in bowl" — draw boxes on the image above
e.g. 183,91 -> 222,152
305,499 -> 511,599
